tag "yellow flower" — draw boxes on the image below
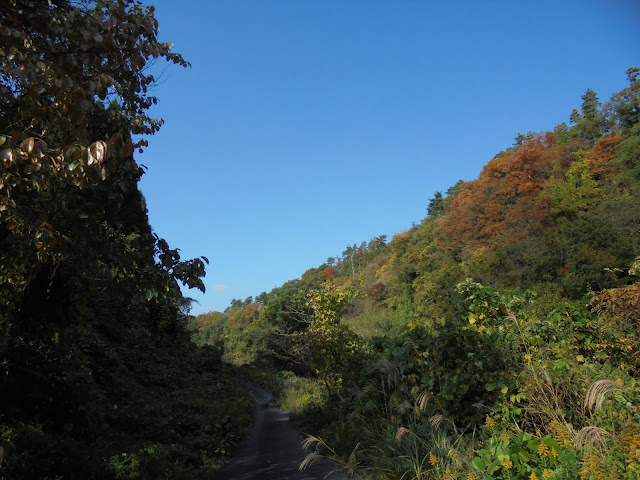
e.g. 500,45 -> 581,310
485,415 -> 497,428
580,448 -> 605,479
550,420 -> 573,448
542,469 -> 551,479
538,442 -> 550,456
448,448 -> 457,459
530,472 -> 539,480
550,447 -> 558,459
467,473 -> 476,480
501,429 -> 510,442
524,353 -> 532,364
502,457 -> 513,469
429,451 -> 438,466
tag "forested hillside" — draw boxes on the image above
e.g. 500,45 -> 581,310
194,69 -> 640,479
0,2 -> 251,478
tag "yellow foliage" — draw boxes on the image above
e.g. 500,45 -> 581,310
580,448 -> 605,480
484,415 -> 497,428
537,442 -> 549,456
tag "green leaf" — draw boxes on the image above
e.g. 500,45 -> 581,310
487,460 -> 501,474
472,457 -> 485,471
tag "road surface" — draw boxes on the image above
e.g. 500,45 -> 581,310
213,380 -> 348,480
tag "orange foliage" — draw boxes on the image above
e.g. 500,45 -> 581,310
228,303 -> 260,328
439,133 -> 574,255
586,135 -> 621,180
320,267 -> 336,279
590,281 -> 640,371
196,311 -> 225,329
590,282 -> 640,329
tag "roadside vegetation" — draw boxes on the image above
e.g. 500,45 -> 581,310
193,68 -> 640,480
3,1 -> 639,478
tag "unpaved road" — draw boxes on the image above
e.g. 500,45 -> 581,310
213,380 -> 348,480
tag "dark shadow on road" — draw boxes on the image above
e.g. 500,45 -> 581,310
212,379 -> 348,480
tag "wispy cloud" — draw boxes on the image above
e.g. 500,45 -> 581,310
213,284 -> 232,292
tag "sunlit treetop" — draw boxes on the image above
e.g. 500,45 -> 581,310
1,0 -> 189,147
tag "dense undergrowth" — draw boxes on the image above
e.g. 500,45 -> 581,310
1,1 -> 252,478
194,69 -> 640,480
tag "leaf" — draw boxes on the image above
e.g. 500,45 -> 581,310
472,457 -> 485,471
1,149 -> 14,164
487,460 -> 501,475
20,137 -> 35,154
121,142 -> 134,156
88,141 -> 107,164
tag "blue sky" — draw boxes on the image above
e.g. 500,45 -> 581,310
137,0 -> 639,315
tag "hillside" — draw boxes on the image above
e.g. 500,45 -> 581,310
194,69 -> 640,479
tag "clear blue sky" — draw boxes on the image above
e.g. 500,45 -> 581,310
137,0 -> 639,315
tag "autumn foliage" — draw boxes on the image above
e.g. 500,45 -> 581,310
439,133 -> 574,255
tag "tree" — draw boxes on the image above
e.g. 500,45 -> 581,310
513,131 -> 536,148
544,156 -> 603,220
427,191 -> 445,217
0,2 -> 212,477
1,0 -> 188,145
295,283 -> 365,397
569,88 -> 606,143
1,0 -> 203,317
606,67 -> 640,135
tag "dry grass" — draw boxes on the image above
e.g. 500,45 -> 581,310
574,426 -> 610,452
584,379 -> 622,413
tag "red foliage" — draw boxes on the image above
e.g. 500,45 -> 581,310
320,267 -> 336,279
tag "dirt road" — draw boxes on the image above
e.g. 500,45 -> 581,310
213,380 -> 348,480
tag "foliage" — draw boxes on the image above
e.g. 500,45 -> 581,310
190,68 -> 640,480
292,283 -> 367,397
0,1 -> 251,478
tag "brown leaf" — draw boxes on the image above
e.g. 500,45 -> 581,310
89,141 -> 107,164
20,137 -> 34,154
